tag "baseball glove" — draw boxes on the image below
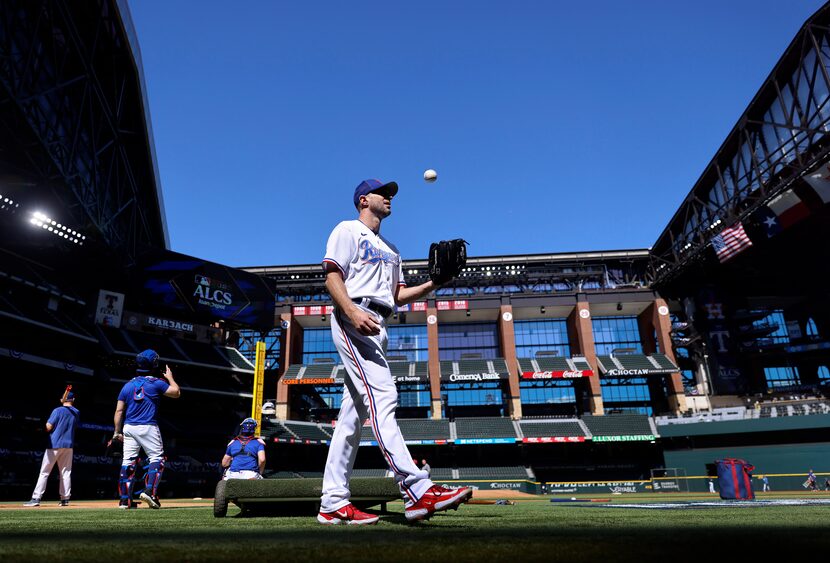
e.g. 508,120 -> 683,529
106,435 -> 124,460
428,239 -> 468,285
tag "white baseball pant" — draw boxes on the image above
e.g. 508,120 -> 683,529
223,470 -> 262,480
123,423 -> 164,462
320,307 -> 432,513
32,448 -> 73,500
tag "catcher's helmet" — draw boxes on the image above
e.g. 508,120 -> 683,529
136,349 -> 159,373
240,417 -> 258,436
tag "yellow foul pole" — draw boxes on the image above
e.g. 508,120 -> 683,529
251,341 -> 266,428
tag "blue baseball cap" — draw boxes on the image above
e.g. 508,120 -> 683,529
65,391 -> 75,401
353,178 -> 398,208
136,349 -> 159,373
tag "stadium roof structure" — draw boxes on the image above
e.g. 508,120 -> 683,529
244,248 -> 652,303
0,0 -> 169,267
650,2 -> 830,288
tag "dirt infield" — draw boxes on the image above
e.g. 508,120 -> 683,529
0,499 -> 213,510
0,489 -> 538,510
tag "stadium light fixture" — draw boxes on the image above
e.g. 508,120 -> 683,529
540,306 -> 545,314
29,211 -> 85,245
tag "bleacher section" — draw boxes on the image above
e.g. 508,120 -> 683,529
596,354 -> 677,374
454,417 -> 517,440
582,414 -> 654,437
351,468 -> 389,477
517,356 -> 594,374
650,353 -> 679,371
450,358 -> 509,375
389,361 -> 410,378
456,466 -> 530,479
126,331 -> 187,361
571,357 -> 592,371
214,346 -> 255,370
519,420 -> 586,438
535,357 -> 571,371
398,419 -> 451,441
429,467 -> 454,479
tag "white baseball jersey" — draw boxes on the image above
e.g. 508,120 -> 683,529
322,220 -> 405,309
319,219 -> 433,513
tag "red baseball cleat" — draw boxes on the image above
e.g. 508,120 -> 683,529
405,485 -> 473,522
317,503 -> 379,525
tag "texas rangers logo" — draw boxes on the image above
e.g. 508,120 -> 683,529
358,239 -> 399,265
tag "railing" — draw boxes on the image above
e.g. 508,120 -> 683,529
654,400 -> 830,425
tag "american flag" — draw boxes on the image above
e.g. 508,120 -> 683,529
711,222 -> 752,263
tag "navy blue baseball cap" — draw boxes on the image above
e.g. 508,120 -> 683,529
353,178 -> 398,208
136,349 -> 159,373
65,391 -> 75,401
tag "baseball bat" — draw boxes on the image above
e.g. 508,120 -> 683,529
61,384 -> 72,402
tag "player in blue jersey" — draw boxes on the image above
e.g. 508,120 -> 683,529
112,349 -> 180,509
23,391 -> 80,507
221,418 -> 266,480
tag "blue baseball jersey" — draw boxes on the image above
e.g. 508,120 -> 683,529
226,437 -> 265,472
47,406 -> 79,449
118,376 -> 170,425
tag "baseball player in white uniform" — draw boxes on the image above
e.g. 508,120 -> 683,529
317,178 -> 472,525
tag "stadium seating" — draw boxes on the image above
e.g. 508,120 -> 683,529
616,354 -> 659,371
281,421 -> 332,441
535,356 -> 572,371
214,346 -> 255,370
99,326 -> 137,353
398,418 -> 451,441
456,466 -> 530,479
582,414 -> 653,436
351,468 -> 389,477
426,467 -> 453,479
388,361 -> 411,378
650,353 -> 679,371
125,331 -> 188,362
519,420 -> 586,438
571,357 -> 593,371
454,417 -> 517,439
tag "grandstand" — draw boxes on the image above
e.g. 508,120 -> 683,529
4,0 -> 830,501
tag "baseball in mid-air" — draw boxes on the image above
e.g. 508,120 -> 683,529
423,169 -> 438,183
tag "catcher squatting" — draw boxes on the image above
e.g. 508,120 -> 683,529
317,177 -> 470,524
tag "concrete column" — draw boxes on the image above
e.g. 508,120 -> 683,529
426,306 -> 442,420
275,311 -> 303,420
644,299 -> 687,414
497,304 -> 522,419
567,300 -> 603,415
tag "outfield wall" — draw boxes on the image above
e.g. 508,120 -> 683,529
663,442 -> 830,491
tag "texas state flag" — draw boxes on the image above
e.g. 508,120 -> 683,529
749,205 -> 782,239
767,188 -> 810,229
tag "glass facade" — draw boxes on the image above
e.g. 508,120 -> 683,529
755,310 -> 790,345
387,324 -> 430,413
592,316 -> 651,415
438,322 -> 499,360
515,319 -> 575,407
764,366 -> 801,389
439,322 -> 504,411
514,319 -> 571,358
237,328 -> 280,370
301,327 -> 340,364
387,325 -> 429,362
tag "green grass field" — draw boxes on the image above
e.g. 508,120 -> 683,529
2,496 -> 830,562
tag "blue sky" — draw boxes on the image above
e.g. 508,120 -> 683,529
128,0 -> 826,267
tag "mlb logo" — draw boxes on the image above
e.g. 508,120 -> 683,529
195,275 -> 210,286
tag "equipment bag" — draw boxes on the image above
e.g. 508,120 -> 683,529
715,458 -> 755,500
